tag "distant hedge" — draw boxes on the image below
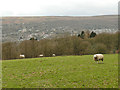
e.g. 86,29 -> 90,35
2,32 -> 119,60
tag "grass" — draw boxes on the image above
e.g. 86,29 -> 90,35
2,54 -> 118,88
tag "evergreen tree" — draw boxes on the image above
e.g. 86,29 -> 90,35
78,34 -> 81,37
30,37 -> 37,40
90,31 -> 96,38
80,31 -> 85,39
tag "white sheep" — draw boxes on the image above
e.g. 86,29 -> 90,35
39,54 -> 44,57
93,54 -> 104,63
52,54 -> 56,57
20,54 -> 25,58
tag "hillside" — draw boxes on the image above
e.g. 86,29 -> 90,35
2,54 -> 118,88
2,15 -> 118,42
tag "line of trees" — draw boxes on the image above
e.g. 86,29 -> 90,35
2,31 -> 119,60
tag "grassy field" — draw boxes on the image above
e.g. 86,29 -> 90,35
2,54 -> 118,88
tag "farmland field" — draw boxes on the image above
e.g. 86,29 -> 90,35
2,54 -> 118,88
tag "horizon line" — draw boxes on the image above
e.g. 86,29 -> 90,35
1,14 -> 117,17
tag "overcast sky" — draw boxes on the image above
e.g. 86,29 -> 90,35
0,0 -> 119,16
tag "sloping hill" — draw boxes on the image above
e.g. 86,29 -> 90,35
2,54 -> 118,88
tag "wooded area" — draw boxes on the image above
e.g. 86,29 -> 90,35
2,31 -> 119,60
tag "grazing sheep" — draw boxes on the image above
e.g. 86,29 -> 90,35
20,54 -> 25,58
39,54 -> 44,57
93,54 -> 104,63
52,54 -> 56,57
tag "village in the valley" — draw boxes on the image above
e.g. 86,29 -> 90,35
2,15 -> 118,42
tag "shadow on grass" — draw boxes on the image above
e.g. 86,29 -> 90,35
98,63 -> 104,64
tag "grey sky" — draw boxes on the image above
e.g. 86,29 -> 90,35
0,0 -> 119,16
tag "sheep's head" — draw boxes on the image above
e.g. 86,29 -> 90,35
93,55 -> 97,61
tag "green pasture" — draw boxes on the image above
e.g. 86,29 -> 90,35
2,54 -> 118,88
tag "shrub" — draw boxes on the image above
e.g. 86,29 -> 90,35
2,42 -> 19,60
79,41 -> 91,55
93,43 -> 108,54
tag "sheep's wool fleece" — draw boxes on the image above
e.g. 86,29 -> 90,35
94,54 -> 103,58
